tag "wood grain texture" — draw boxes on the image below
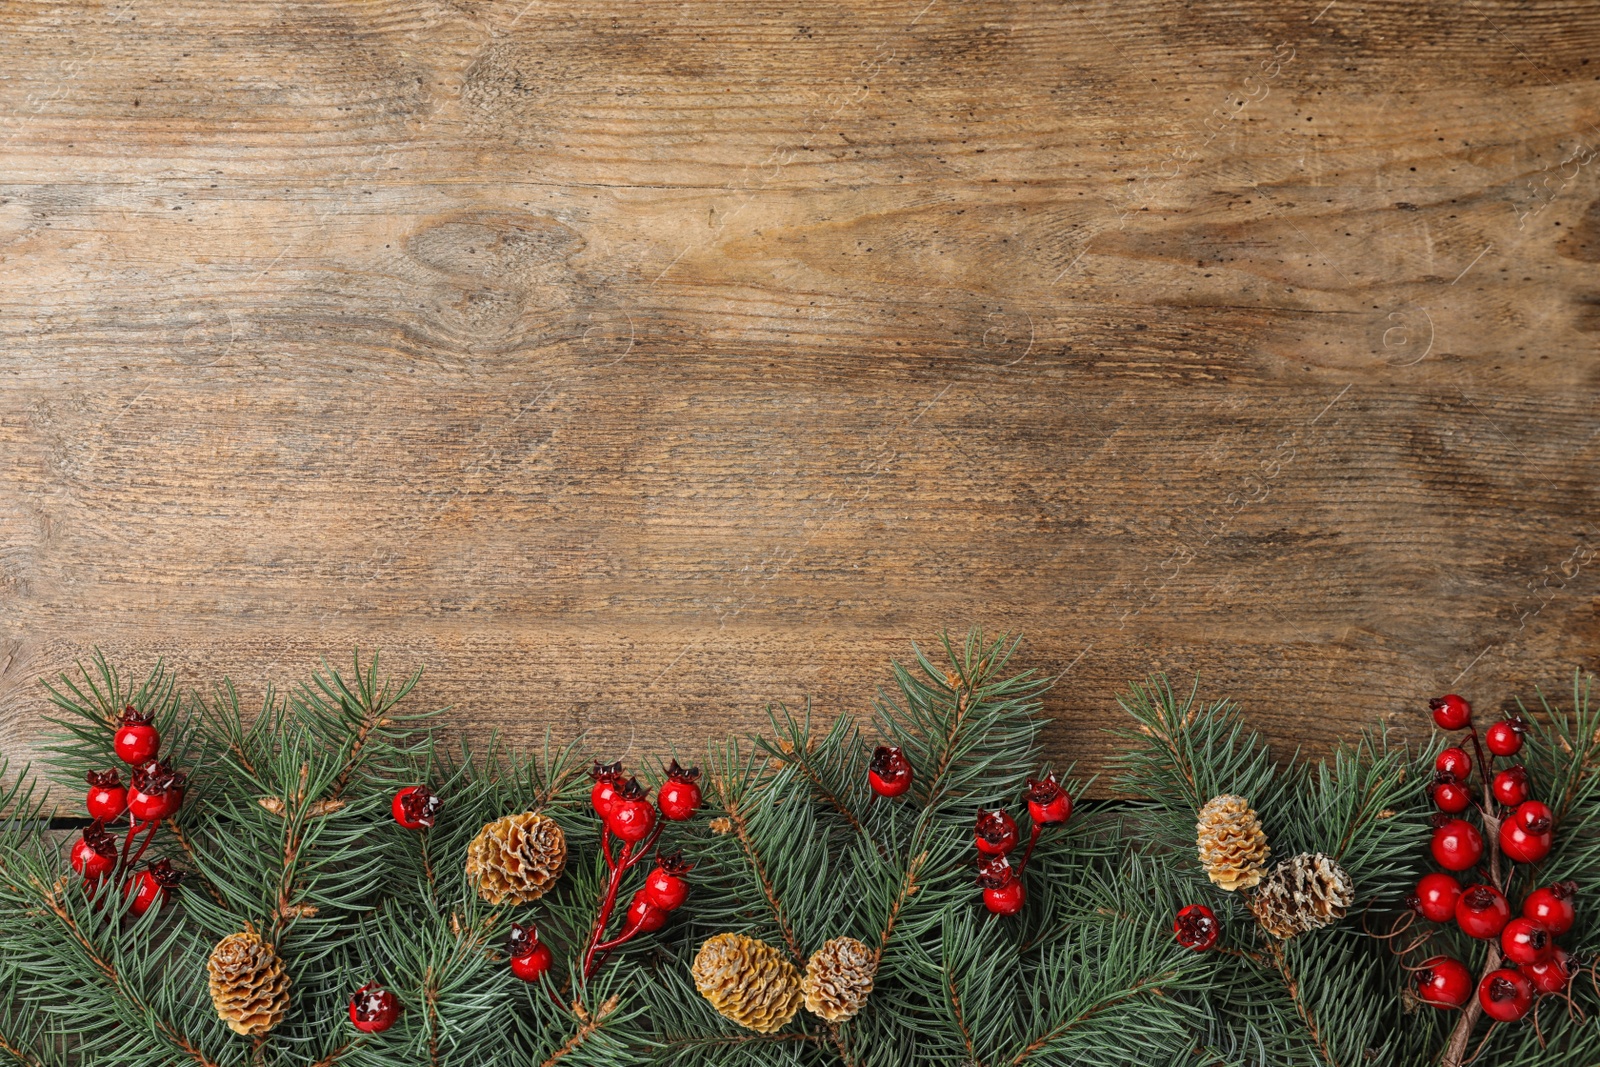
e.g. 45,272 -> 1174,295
2,0 -> 1598,796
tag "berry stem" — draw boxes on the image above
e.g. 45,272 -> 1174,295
1018,822 -> 1042,874
581,823 -> 665,979
126,822 -> 159,873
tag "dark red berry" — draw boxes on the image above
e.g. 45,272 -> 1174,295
1173,904 -> 1219,951
1415,956 -> 1473,1008
1430,818 -> 1483,871
69,822 -> 118,883
113,706 -> 161,766
657,759 -> 702,821
349,983 -> 401,1033
1432,777 -> 1471,814
1500,917 -> 1552,966
626,889 -> 668,933
974,808 -> 1019,856
1478,968 -> 1534,1022
85,769 -> 127,822
1456,884 -> 1512,939
125,860 -> 181,917
643,851 -> 692,911
507,923 -> 553,981
604,778 -> 657,843
868,746 -> 913,798
1486,717 -> 1527,757
1521,949 -> 1573,995
1026,773 -> 1072,825
1522,881 -> 1577,936
1411,872 -> 1462,923
1430,694 -> 1472,731
977,854 -> 1024,915
1515,800 -> 1553,834
1492,766 -> 1530,807
127,759 -> 185,822
390,785 -> 441,830
590,761 -> 625,819
1499,819 -> 1552,864
1436,747 -> 1473,780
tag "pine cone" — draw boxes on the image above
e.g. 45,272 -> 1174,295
692,933 -> 803,1033
1249,852 -> 1356,939
1196,794 -> 1270,891
207,930 -> 290,1036
802,936 -> 876,1022
465,812 -> 567,905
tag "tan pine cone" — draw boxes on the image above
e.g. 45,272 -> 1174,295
1249,852 -> 1355,940
1196,794 -> 1270,891
465,812 -> 567,905
802,936 -> 876,1022
692,933 -> 803,1033
207,930 -> 290,1036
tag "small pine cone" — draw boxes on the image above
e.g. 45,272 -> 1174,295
692,933 -> 803,1033
802,937 -> 876,1022
465,812 -> 567,905
1196,794 -> 1270,891
207,930 -> 291,1036
1249,852 -> 1356,940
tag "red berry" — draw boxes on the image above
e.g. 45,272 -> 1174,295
1456,884 -> 1512,939
1521,948 -> 1573,995
85,769 -> 127,822
657,759 -> 702,821
605,779 -> 657,843
390,785 -> 441,830
1430,818 -> 1483,871
1436,747 -> 1473,781
1500,917 -> 1552,966
1522,881 -> 1577,936
1173,904 -> 1219,951
1430,694 -> 1472,731
974,809 -> 1019,856
1499,819 -> 1552,864
1486,718 -> 1527,757
626,889 -> 668,933
1410,872 -> 1462,923
507,923 -> 553,981
113,705 -> 161,766
868,746 -> 913,798
1431,778 -> 1471,814
125,860 -> 181,917
1415,956 -> 1474,1008
643,852 -> 692,911
69,822 -> 118,883
1478,968 -> 1534,1022
590,761 -> 625,819
1026,773 -> 1072,825
977,855 -> 1024,915
349,983 -> 401,1033
1514,800 -> 1553,834
1492,766 -> 1530,807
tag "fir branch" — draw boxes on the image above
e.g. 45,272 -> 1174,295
876,851 -> 925,960
160,819 -> 228,910
1265,941 -> 1338,1067
708,767 -> 804,964
538,996 -> 619,1067
1008,969 -> 1178,1066
945,975 -> 984,1067
0,1029 -> 41,1067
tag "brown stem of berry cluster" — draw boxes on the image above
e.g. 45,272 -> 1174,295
580,825 -> 662,979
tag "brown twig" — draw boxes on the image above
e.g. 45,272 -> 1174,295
877,853 -> 925,960
714,785 -> 804,963
0,1028 -> 43,1067
307,1043 -> 351,1067
946,974 -> 984,1067
537,996 -> 619,1067
1267,941 -> 1338,1067
1009,971 -> 1176,1065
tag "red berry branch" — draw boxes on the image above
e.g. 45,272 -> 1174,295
969,770 -> 1074,916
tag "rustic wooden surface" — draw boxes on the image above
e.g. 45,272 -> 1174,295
2,0 -> 1597,796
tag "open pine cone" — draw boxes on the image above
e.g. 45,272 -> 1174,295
1249,852 -> 1355,939
692,933 -> 803,1033
802,936 -> 877,1022
1196,794 -> 1270,891
465,812 -> 567,905
207,930 -> 290,1036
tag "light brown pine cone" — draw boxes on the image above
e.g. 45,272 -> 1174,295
692,933 -> 803,1033
1196,794 -> 1270,891
465,812 -> 567,905
207,929 -> 291,1036
802,936 -> 876,1022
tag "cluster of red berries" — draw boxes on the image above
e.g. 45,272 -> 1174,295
68,705 -> 186,916
973,772 -> 1074,916
1408,693 -> 1581,1024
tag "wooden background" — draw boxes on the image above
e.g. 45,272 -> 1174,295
2,0 -> 1597,793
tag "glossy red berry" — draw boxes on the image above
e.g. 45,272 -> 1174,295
1522,881 -> 1577,937
1500,917 -> 1552,966
590,761 -> 625,819
1492,766 -> 1530,807
127,759 -> 185,822
1485,717 -> 1527,757
626,890 -> 668,934
1514,800 -> 1553,834
868,746 -> 913,798
1456,884 -> 1512,939
507,923 -> 553,982
1499,819 -> 1553,864
1415,956 -> 1473,1008
974,809 -> 1019,856
1435,747 -> 1472,781
1430,694 -> 1472,731
1520,948 -> 1573,995
70,822 -> 118,883
1026,773 -> 1072,825
349,983 -> 401,1033
85,769 -> 127,822
977,855 -> 1024,915
113,706 -> 161,766
657,759 -> 702,821
1431,777 -> 1471,814
1410,872 -> 1463,923
390,785 -> 441,830
1173,904 -> 1219,951
1430,818 -> 1483,871
604,779 -> 657,843
1478,968 -> 1534,1022
643,852 -> 692,911
125,860 -> 181,917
